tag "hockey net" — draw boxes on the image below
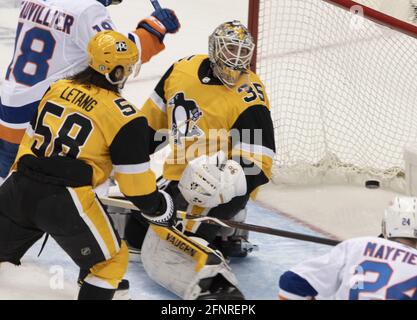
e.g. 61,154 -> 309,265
249,0 -> 417,192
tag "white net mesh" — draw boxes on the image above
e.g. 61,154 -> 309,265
255,0 -> 417,191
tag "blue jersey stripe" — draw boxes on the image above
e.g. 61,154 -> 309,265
0,99 -> 39,124
128,33 -> 137,44
279,271 -> 318,298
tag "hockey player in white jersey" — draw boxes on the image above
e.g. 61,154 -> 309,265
0,0 -> 180,183
278,196 -> 417,300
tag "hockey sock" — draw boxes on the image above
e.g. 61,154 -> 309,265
77,281 -> 116,300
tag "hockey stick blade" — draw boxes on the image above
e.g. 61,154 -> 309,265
99,196 -> 341,246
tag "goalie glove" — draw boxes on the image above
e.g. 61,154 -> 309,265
178,152 -> 247,208
141,190 -> 176,227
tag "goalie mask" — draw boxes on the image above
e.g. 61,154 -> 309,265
209,20 -> 255,87
382,196 -> 417,239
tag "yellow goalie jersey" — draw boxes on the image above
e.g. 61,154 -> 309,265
14,79 -> 158,209
142,54 -> 276,196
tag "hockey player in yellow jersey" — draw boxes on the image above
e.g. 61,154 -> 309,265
124,21 -> 276,299
0,0 -> 180,184
0,31 -> 175,300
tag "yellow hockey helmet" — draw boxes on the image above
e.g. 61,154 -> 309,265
87,30 -> 140,86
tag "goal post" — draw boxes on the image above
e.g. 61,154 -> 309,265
248,0 -> 417,193
248,0 -> 260,72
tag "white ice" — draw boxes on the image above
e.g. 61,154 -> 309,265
0,202 -> 331,300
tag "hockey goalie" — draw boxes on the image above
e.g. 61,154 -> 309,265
118,20 -> 276,300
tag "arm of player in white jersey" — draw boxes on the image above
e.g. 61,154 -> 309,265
278,240 -> 348,299
74,2 -> 116,52
278,271 -> 318,300
74,2 -> 165,67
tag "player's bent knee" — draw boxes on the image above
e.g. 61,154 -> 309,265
86,241 -> 129,289
141,225 -> 244,300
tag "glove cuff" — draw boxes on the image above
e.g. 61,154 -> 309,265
138,16 -> 166,42
141,190 -> 174,225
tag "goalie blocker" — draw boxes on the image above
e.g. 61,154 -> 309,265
141,225 -> 244,300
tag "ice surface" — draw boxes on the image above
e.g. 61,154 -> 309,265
0,202 -> 331,300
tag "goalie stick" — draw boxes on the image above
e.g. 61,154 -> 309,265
98,196 -> 341,246
176,211 -> 340,246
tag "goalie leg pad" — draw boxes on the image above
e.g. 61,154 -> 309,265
141,225 -> 243,300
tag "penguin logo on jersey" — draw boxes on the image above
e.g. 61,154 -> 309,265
169,92 -> 203,146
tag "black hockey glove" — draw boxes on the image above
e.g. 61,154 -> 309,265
141,190 -> 176,228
